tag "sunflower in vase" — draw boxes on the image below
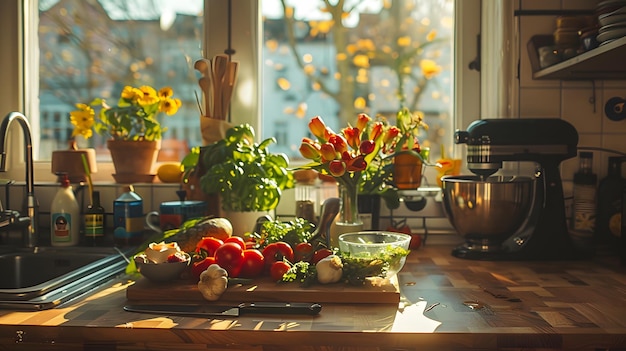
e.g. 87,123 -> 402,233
70,85 -> 182,141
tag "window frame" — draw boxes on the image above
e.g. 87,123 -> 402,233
1,0 -> 480,183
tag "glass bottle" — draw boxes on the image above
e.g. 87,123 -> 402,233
330,181 -> 363,248
595,157 -> 624,249
570,152 -> 597,251
84,191 -> 106,246
294,170 -> 318,224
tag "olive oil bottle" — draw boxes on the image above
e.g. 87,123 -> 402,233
84,191 -> 106,246
595,157 -> 624,251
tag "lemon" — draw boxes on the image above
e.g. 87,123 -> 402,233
157,163 -> 183,183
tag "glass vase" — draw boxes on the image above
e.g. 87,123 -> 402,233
331,181 -> 364,248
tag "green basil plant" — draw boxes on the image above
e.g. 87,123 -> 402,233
199,124 -> 294,212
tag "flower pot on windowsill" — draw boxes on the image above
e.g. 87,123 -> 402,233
393,151 -> 424,190
107,139 -> 161,183
51,141 -> 97,183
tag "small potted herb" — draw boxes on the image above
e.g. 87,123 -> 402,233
199,124 -> 294,213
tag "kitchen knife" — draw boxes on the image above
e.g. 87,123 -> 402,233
123,302 -> 322,317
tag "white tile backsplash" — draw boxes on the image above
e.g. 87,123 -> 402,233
1,182 -> 182,230
601,88 -> 626,133
562,88 -> 603,133
519,87 -> 562,116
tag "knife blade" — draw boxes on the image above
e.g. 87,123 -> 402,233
123,302 -> 322,317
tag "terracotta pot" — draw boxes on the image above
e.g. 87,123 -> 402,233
393,152 -> 423,190
107,139 -> 161,183
51,141 -> 97,183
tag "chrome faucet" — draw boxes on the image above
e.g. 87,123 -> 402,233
0,112 -> 39,247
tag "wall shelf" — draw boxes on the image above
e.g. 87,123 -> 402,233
533,36 -> 626,80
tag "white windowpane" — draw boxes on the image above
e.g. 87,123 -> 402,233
37,0 -> 203,161
35,0 -> 456,166
261,0 -> 454,161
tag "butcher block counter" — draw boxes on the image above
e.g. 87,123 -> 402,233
0,245 -> 625,351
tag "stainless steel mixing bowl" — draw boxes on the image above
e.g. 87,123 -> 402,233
441,175 -> 535,248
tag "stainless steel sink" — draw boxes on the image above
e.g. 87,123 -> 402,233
0,246 -> 135,310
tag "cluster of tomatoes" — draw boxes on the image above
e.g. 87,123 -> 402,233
190,236 -> 332,281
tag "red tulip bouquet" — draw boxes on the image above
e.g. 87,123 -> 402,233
298,114 -> 401,223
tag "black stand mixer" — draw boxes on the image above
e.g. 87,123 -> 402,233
447,118 -> 587,260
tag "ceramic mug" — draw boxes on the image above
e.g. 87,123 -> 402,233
145,200 -> 207,233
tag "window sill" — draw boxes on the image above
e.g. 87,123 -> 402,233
30,161 -> 178,184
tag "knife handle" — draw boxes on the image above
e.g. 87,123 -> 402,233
238,302 -> 322,315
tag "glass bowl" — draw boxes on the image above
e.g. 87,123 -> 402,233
338,231 -> 411,278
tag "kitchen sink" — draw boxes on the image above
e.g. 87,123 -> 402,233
0,246 -> 136,310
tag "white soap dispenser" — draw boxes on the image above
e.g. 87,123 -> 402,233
50,173 -> 80,246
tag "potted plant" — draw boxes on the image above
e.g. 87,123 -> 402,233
70,85 -> 182,182
197,124 -> 293,235
391,106 -> 429,190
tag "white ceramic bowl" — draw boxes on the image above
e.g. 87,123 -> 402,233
134,252 -> 190,283
338,231 -> 411,277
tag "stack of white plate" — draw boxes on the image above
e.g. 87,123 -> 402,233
596,0 -> 626,45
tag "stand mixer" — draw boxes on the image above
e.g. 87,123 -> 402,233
443,118 -> 587,260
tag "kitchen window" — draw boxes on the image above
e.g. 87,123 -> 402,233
3,0 -> 479,183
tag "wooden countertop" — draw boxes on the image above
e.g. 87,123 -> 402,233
0,245 -> 625,351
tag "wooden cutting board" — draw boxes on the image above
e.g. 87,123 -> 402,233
126,276 -> 400,304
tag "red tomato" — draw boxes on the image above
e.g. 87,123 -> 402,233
262,242 -> 294,269
239,249 -> 265,278
195,237 -> 224,256
224,236 -> 246,250
244,236 -> 257,250
409,234 -> 422,249
311,248 -> 332,264
215,242 -> 244,277
294,242 -> 314,262
269,261 -> 291,281
191,256 -> 216,279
